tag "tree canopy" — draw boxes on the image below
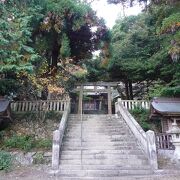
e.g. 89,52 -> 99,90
0,0 -> 179,99
0,0 -> 108,99
108,0 -> 180,99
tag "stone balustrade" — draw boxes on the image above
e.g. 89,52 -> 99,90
11,100 -> 69,112
119,99 -> 150,110
115,99 -> 158,170
51,101 -> 71,171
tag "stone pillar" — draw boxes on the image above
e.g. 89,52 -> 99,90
78,85 -> 83,114
146,130 -> 158,170
107,85 -> 112,114
167,119 -> 180,160
52,130 -> 60,170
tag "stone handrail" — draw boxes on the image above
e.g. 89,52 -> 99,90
52,101 -> 71,170
115,99 -> 158,170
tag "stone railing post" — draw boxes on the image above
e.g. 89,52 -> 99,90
146,130 -> 158,170
52,130 -> 60,170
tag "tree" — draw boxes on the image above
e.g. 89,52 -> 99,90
109,14 -> 159,99
0,1 -> 41,75
108,1 -> 180,98
33,0 -> 107,74
0,0 -> 43,96
0,0 -> 109,98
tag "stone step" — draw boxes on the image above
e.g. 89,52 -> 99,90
66,127 -> 129,130
58,164 -> 151,170
64,134 -> 136,139
64,136 -> 136,141
66,128 -> 130,132
61,146 -> 141,151
69,114 -> 116,117
68,119 -> 124,122
63,138 -> 136,143
68,116 -> 121,119
64,134 -> 133,138
68,117 -> 118,120
67,119 -> 119,121
59,158 -> 148,166
67,124 -> 127,128
67,124 -> 126,127
65,130 -> 132,134
60,149 -> 144,156
68,118 -> 122,121
60,154 -> 147,160
59,114 -> 151,177
56,169 -> 152,177
62,141 -> 138,147
68,116 -> 119,119
67,122 -> 125,126
68,116 -> 121,120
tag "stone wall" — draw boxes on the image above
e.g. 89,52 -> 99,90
11,151 -> 52,166
158,149 -> 180,169
5,111 -> 62,139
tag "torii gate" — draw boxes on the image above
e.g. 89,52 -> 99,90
74,82 -> 119,114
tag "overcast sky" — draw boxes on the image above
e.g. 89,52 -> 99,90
91,0 -> 143,28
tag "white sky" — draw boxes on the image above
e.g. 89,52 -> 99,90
91,0 -> 143,28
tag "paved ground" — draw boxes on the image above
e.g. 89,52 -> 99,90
1,165 -> 180,180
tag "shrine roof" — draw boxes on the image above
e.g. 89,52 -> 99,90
0,99 -> 10,113
151,97 -> 180,115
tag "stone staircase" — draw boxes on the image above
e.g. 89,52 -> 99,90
57,114 -> 153,178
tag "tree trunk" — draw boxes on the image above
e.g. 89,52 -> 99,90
125,81 -> 130,100
51,40 -> 59,72
129,81 -> 133,100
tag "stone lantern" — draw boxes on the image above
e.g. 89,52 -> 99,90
167,119 -> 180,160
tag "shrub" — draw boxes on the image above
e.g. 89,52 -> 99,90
0,151 -> 12,171
3,135 -> 34,151
33,152 -> 45,164
35,139 -> 52,150
130,107 -> 151,131
0,131 -> 5,140
45,111 -> 62,120
3,134 -> 52,151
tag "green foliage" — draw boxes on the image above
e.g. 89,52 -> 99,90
35,139 -> 52,150
3,135 -> 34,151
0,131 -> 5,140
33,152 -> 45,164
109,14 -> 158,81
160,12 -> 180,33
2,134 -> 52,151
85,58 -> 110,81
149,83 -> 180,98
0,1 -> 44,97
130,107 -> 151,131
60,33 -> 71,59
0,79 -> 20,96
0,0 -> 108,97
107,0 -> 148,6
45,111 -> 62,121
0,151 -> 12,171
0,2 -> 41,74
109,2 -> 180,98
